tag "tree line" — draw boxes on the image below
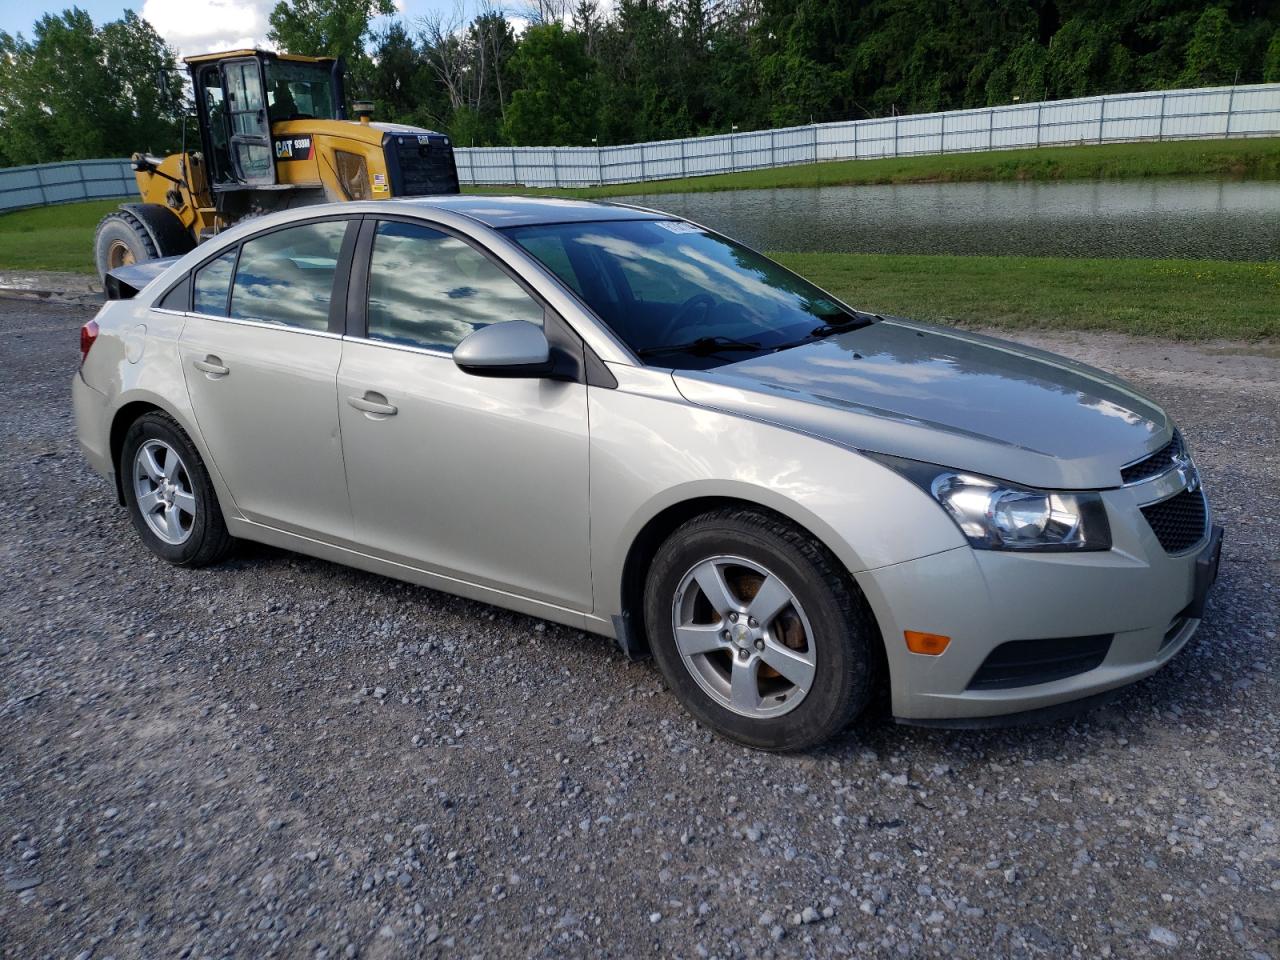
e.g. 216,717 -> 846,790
2,1 -> 1278,167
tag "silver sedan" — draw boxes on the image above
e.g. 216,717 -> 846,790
73,196 -> 1222,750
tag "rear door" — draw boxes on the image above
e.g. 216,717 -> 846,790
221,57 -> 276,185
335,218 -> 592,610
179,217 -> 356,539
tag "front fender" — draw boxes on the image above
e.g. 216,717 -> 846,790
588,367 -> 965,620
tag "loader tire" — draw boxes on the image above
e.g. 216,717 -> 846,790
94,204 -> 194,281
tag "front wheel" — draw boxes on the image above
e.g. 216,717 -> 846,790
644,508 -> 879,751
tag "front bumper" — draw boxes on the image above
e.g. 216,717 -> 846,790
857,481 -> 1220,723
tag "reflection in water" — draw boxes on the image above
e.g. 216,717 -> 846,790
619,179 -> 1280,260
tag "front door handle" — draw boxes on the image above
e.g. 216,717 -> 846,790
347,392 -> 398,418
193,355 -> 229,377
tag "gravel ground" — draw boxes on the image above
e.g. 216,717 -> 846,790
2,298 -> 1277,959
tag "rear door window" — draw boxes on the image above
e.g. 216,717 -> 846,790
192,250 -> 236,316
365,220 -> 543,352
229,220 -> 348,330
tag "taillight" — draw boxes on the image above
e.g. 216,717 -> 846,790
79,319 -> 99,364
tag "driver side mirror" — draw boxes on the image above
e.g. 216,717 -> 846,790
453,320 -> 554,378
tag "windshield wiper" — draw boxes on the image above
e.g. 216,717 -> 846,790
636,336 -> 764,359
808,311 -> 879,338
767,311 -> 880,354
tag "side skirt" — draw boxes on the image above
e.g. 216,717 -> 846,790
227,517 -> 615,639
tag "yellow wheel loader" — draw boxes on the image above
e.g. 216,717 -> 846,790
94,48 -> 460,279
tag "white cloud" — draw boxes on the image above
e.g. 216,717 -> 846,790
141,0 -> 275,59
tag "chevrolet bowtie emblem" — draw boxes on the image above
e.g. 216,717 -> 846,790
1174,453 -> 1200,493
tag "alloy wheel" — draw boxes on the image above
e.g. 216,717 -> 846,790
132,439 -> 196,545
671,555 -> 817,718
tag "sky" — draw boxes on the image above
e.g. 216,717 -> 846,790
0,0 -> 474,57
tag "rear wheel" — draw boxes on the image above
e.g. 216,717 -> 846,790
644,508 -> 878,751
121,412 -> 233,567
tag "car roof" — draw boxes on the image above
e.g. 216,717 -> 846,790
392,195 -> 670,228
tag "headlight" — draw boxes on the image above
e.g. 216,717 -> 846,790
869,454 -> 1111,552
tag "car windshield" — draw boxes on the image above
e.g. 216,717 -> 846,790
503,219 -> 868,369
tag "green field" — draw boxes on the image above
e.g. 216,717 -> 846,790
774,253 -> 1280,341
1,179 -> 1276,339
0,199 -> 121,274
468,138 -> 1280,197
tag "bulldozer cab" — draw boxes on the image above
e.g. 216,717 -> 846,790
189,50 -> 345,191
95,47 -> 459,279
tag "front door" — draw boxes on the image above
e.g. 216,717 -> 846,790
220,58 -> 276,185
336,219 -> 592,610
179,218 -> 353,539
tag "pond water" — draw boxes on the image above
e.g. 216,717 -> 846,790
616,179 -> 1280,261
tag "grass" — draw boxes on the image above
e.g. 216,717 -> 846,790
0,199 -> 121,274
1,197 -> 1275,341
465,137 -> 1280,198
773,252 -> 1280,340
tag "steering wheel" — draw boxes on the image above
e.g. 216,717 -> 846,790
657,293 -> 717,343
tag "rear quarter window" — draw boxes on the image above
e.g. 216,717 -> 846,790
157,274 -> 191,312
193,250 -> 236,316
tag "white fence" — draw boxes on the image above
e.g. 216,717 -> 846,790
458,83 -> 1280,187
0,158 -> 135,213
2,83 -> 1277,212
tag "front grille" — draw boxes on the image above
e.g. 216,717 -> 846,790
1140,488 -> 1207,553
392,135 -> 459,196
967,634 -> 1113,690
1121,432 -> 1184,484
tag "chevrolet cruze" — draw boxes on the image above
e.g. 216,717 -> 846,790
72,196 -> 1223,750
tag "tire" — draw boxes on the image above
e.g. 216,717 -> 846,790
120,412 -> 234,567
94,209 -> 159,280
643,507 -> 878,751
93,204 -> 194,281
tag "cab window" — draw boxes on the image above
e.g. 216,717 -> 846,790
266,61 -> 337,122
229,220 -> 348,330
366,221 -> 543,353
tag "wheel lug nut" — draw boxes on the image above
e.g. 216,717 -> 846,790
748,617 -> 758,628
754,639 -> 764,651
728,612 -> 738,623
737,648 -> 749,661
721,630 -> 731,640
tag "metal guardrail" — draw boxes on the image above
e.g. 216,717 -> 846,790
2,83 -> 1277,211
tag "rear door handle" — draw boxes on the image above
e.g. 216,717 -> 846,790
347,392 -> 398,417
193,355 -> 229,377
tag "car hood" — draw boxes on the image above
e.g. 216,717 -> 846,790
672,319 -> 1171,490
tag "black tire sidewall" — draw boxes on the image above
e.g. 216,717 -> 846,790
120,414 -> 223,566
644,512 -> 872,751
94,215 -> 154,278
